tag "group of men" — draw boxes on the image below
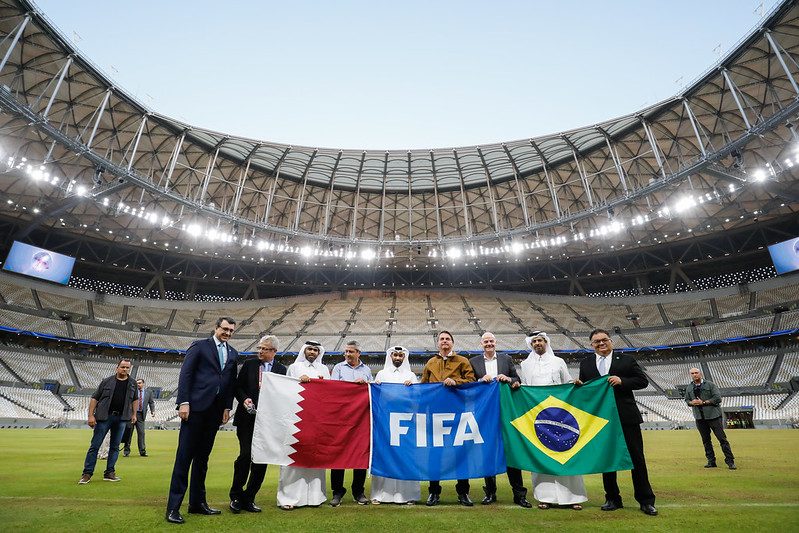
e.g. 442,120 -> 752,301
78,315 -> 738,524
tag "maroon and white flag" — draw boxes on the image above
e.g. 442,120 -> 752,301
251,372 -> 370,469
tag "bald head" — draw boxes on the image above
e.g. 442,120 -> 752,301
689,367 -> 702,384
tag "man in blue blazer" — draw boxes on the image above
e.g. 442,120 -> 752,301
166,317 -> 238,524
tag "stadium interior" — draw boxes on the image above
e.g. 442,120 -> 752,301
0,0 -> 798,436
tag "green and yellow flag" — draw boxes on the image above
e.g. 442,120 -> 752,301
500,379 -> 632,476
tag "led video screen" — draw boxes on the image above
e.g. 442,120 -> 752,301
2,241 -> 76,285
768,236 -> 799,275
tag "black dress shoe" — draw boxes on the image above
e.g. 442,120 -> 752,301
481,493 -> 496,505
188,503 -> 221,515
244,502 -> 262,512
704,462 -> 717,468
425,493 -> 440,506
640,504 -> 658,516
728,463 -> 737,470
457,493 -> 474,507
514,496 -> 533,508
165,509 -> 184,524
229,499 -> 242,514
601,499 -> 623,511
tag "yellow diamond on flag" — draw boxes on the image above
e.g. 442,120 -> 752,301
510,395 -> 609,465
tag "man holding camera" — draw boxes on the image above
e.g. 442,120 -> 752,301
685,367 -> 736,470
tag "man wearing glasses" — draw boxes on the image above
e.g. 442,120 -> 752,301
166,317 -> 239,524
229,335 -> 287,514
576,329 -> 657,517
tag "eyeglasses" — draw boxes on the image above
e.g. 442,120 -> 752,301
218,326 -> 235,333
258,347 -> 277,352
591,338 -> 611,345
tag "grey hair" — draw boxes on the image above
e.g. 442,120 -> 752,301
259,335 -> 279,350
345,340 -> 361,353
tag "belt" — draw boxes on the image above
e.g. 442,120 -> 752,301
110,410 -> 121,416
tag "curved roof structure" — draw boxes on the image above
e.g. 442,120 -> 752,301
0,0 -> 797,289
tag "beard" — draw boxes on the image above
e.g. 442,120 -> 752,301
392,359 -> 403,368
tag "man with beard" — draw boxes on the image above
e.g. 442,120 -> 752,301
276,341 -> 330,510
370,346 -> 420,505
520,331 -> 587,511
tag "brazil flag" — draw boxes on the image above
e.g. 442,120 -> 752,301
500,379 -> 632,476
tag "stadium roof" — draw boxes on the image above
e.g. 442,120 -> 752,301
0,0 -> 797,276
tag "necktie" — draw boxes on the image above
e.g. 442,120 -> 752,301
598,356 -> 607,376
139,390 -> 143,412
218,343 -> 226,369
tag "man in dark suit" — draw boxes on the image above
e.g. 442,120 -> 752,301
122,378 -> 155,456
166,317 -> 238,524
577,328 -> 657,516
468,332 -> 531,508
229,334 -> 287,513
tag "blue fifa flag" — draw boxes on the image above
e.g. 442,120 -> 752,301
370,381 -> 506,481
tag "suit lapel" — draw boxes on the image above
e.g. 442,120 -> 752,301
607,352 -> 621,375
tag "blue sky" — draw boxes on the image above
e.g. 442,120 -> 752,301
35,0 -> 779,150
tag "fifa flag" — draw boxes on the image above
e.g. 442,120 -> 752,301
251,372 -> 370,469
500,379 -> 632,476
370,381 -> 506,481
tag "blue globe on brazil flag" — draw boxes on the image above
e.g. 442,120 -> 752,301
534,407 -> 580,452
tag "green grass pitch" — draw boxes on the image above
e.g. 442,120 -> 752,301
0,428 -> 796,532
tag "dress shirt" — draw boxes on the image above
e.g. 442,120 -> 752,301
596,351 -> 612,376
331,361 -> 373,383
483,355 -> 498,379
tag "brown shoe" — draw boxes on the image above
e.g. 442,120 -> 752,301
103,471 -> 121,482
78,473 -> 92,484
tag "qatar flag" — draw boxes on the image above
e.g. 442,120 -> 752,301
251,372 -> 371,469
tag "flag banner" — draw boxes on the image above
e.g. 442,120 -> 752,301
500,379 -> 632,476
370,381 -> 506,481
252,372 -> 370,469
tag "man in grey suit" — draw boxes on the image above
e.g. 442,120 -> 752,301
685,368 -> 736,470
123,378 -> 156,457
468,332 -> 531,508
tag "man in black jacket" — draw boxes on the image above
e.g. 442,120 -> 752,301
468,332 -> 531,508
78,358 -> 138,484
229,335 -> 287,513
685,367 -> 736,469
577,329 -> 657,516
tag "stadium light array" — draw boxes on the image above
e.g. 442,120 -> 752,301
0,145 -> 784,269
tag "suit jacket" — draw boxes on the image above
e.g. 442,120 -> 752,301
468,353 -> 521,385
135,388 -> 156,421
233,357 -> 287,426
579,351 -> 648,425
684,380 -> 723,420
176,337 -> 238,412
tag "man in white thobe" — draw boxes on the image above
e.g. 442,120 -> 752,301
520,331 -> 588,511
370,346 -> 421,505
276,341 -> 331,510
